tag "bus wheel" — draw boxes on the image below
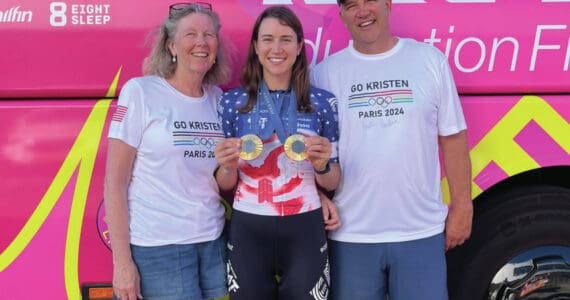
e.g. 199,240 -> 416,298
447,185 -> 570,300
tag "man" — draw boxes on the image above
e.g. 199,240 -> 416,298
311,0 -> 473,299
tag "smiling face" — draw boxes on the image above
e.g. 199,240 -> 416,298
254,17 -> 303,90
340,0 -> 393,54
168,12 -> 218,77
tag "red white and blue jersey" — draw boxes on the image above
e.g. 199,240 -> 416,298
218,86 -> 339,216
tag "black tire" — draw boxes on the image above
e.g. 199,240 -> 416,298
447,185 -> 570,300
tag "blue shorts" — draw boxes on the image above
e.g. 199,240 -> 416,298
329,233 -> 447,300
127,235 -> 228,300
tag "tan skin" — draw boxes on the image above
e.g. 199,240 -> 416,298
104,12 -> 219,300
104,140 -> 140,300
214,17 -> 341,230
340,0 -> 473,250
440,131 -> 473,250
340,0 -> 396,55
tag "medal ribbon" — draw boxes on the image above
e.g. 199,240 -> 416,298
257,81 -> 298,143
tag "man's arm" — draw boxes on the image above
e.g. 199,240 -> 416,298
439,130 -> 473,251
319,190 -> 341,231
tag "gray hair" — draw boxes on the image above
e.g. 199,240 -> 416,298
143,4 -> 232,85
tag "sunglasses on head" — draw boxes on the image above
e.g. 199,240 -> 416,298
169,2 -> 212,17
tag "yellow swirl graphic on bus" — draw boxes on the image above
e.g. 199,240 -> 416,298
0,69 -> 121,299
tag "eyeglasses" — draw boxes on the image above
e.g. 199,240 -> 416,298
169,2 -> 212,17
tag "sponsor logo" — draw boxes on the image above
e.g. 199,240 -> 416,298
0,6 -> 32,23
309,259 -> 330,300
227,260 -> 240,293
49,2 -> 111,27
320,242 -> 327,253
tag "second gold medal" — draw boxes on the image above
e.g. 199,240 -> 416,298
284,134 -> 308,161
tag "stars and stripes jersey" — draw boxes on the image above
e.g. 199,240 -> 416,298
108,75 -> 226,246
218,86 -> 339,216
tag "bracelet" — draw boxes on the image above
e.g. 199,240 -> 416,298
314,162 -> 331,175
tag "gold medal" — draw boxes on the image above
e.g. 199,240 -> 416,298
239,134 -> 263,160
284,134 -> 307,161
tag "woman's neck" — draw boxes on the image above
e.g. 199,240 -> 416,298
168,72 -> 204,98
263,74 -> 290,91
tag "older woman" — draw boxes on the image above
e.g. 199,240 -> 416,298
104,3 -> 230,300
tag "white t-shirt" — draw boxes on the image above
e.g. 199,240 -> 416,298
312,38 -> 467,243
108,75 -> 225,246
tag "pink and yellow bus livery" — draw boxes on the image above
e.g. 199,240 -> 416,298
1,1 -> 569,299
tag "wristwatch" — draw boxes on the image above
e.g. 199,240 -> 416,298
314,162 -> 331,175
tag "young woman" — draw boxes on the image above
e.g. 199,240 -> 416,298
214,6 -> 340,300
104,3 -> 231,300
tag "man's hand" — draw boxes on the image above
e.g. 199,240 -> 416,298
445,201 -> 473,251
319,191 -> 341,230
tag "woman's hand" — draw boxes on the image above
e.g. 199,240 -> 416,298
113,259 -> 143,300
305,136 -> 331,172
214,138 -> 241,191
214,138 -> 241,172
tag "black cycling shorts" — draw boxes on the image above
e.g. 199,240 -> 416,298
226,209 -> 330,300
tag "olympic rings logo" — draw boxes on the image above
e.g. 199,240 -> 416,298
367,96 -> 393,107
190,137 -> 218,149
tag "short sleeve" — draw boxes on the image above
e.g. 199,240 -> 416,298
108,78 -> 145,148
437,58 -> 467,136
314,90 -> 339,163
218,90 -> 236,138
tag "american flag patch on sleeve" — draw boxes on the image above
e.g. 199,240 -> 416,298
112,105 -> 128,123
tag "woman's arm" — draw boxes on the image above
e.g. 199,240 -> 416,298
104,138 -> 143,300
306,136 -> 340,191
214,138 -> 241,192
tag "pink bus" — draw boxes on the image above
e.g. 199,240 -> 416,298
1,1 -> 569,299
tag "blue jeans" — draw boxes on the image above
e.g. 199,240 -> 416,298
126,235 -> 227,300
329,233 -> 448,300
